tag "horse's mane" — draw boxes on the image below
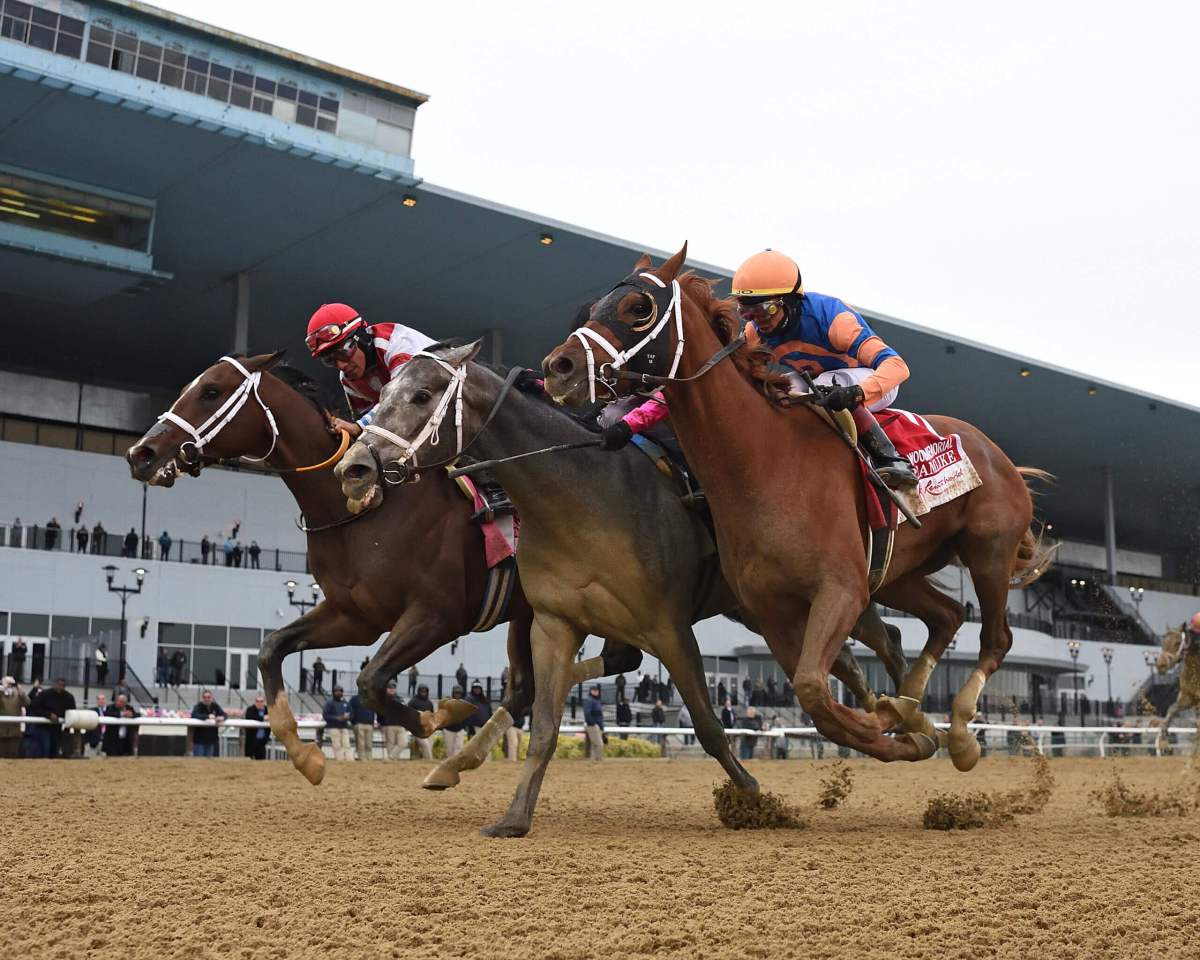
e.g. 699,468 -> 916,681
266,362 -> 342,420
677,272 -> 789,396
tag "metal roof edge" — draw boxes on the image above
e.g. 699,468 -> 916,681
97,0 -> 429,105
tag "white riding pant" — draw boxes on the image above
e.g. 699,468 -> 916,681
786,367 -> 898,413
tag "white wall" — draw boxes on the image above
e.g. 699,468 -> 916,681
1057,538 -> 1163,578
1105,584 -> 1198,637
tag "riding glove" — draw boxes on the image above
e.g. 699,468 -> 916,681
600,421 -> 634,451
822,383 -> 865,412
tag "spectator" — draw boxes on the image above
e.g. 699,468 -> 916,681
379,679 -> 408,760
9,638 -> 27,683
782,679 -> 795,706
322,686 -> 353,760
348,689 -> 376,760
615,672 -> 626,703
615,696 -> 633,739
499,665 -> 509,700
122,528 -> 138,558
678,701 -> 694,746
22,678 -> 45,758
91,521 -> 105,554
248,541 -> 261,570
505,707 -> 525,761
717,680 -> 727,707
407,664 -> 419,696
233,541 -> 244,568
103,694 -> 139,756
742,676 -> 752,706
171,649 -> 187,686
155,648 -> 168,686
45,517 -> 60,550
158,530 -> 172,561
455,662 -> 468,693
311,657 -> 326,695
408,684 -> 434,759
440,685 -> 467,759
244,693 -> 270,760
190,690 -> 227,757
75,524 -> 88,554
740,706 -> 762,760
74,501 -> 84,525
111,676 -> 133,703
466,681 -> 492,738
583,685 -> 605,761
0,676 -> 29,759
9,517 -> 21,547
84,693 -> 107,757
231,521 -> 241,539
94,643 -> 109,687
770,715 -> 789,759
200,534 -> 211,565
720,697 -> 735,730
223,536 -> 235,567
767,677 -> 778,706
40,677 -> 76,758
802,710 -> 824,759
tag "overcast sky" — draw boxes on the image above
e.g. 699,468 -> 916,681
157,0 -> 1199,407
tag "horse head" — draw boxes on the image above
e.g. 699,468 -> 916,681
1157,627 -> 1185,673
126,351 -> 288,485
335,340 -> 483,512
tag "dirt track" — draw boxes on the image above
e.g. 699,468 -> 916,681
4,755 -> 1198,959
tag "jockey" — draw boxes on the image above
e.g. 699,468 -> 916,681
305,302 -> 511,520
731,250 -> 917,490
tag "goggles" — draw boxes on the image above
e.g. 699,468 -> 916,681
305,317 -> 363,355
316,339 -> 360,367
736,298 -> 786,329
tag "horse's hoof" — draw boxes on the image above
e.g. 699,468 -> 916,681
898,731 -> 939,761
294,743 -> 326,785
948,732 -> 981,772
874,695 -> 915,731
481,820 -> 529,839
421,764 -> 461,791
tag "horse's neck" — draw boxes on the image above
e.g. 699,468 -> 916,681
266,388 -> 346,527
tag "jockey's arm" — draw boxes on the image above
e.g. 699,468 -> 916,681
827,308 -> 910,408
621,392 -> 670,434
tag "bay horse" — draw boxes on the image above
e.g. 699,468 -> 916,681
1155,626 -> 1199,753
334,341 -> 907,836
543,245 -> 1054,771
125,352 -> 639,787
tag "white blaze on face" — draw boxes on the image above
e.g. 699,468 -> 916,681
168,374 -> 203,414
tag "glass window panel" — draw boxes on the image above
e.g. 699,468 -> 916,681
59,15 -> 84,36
1,18 -> 29,44
229,627 -> 261,649
206,78 -> 229,101
90,27 -> 112,44
81,430 -> 114,455
319,97 -> 338,113
232,69 -> 252,86
135,56 -> 160,81
254,76 -> 275,94
186,55 -> 208,72
158,622 -> 191,646
209,63 -> 230,80
138,41 -> 161,59
230,85 -> 251,108
0,612 -> 8,634
30,7 -> 56,27
114,31 -> 137,52
252,96 -> 272,114
163,48 -> 185,66
8,2 -> 32,18
160,64 -> 183,88
38,423 -> 75,449
184,71 -> 207,94
27,22 -> 53,49
11,613 -> 50,636
191,647 -> 226,686
316,116 -> 336,133
85,41 -> 109,66
54,33 -> 81,58
3,419 -> 36,444
51,615 -> 90,639
277,83 -> 298,101
295,105 -> 316,126
113,49 -> 134,74
297,90 -> 317,107
193,624 -> 227,648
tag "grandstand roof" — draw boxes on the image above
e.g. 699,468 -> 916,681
1,3 -> 1197,566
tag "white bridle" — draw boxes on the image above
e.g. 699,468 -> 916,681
570,272 -> 685,402
158,356 -> 279,463
360,351 -> 466,469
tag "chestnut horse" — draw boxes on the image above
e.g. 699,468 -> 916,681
126,352 -> 638,786
543,246 -> 1054,771
1155,626 -> 1199,753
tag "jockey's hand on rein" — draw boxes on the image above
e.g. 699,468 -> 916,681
600,420 -> 634,451
822,383 -> 864,412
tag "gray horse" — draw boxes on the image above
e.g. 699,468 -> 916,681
336,341 -> 905,837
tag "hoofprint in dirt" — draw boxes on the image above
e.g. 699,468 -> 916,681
5,757 -> 1199,960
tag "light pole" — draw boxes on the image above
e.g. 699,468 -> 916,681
1128,586 -> 1144,620
285,580 -> 321,690
1066,639 -> 1081,689
103,564 -> 146,681
944,636 -> 958,713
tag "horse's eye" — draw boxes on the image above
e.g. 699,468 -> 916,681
630,296 -> 652,318
412,389 -> 432,405
201,387 -> 220,401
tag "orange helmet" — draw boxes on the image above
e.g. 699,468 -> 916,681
731,250 -> 803,298
1189,612 -> 1200,633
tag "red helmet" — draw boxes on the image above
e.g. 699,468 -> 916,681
306,303 -> 365,357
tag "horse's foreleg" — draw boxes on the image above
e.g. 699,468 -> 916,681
258,603 -> 373,785
573,638 -> 643,685
1157,698 -> 1182,754
831,642 -> 877,712
482,613 -> 581,838
850,605 -> 908,692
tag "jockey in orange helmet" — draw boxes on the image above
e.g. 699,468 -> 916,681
732,250 -> 917,489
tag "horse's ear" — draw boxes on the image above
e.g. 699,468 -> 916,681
246,350 -> 287,371
653,243 -> 688,282
439,339 -> 483,368
633,253 -> 653,272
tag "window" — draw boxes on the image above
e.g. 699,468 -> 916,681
38,423 -> 75,449
11,612 -> 49,636
90,618 -> 120,637
229,627 -> 261,649
0,1 -> 83,61
51,615 -> 89,639
2,418 -> 36,445
0,612 -> 8,634
81,430 -> 115,455
158,622 -> 192,647
0,170 -> 154,252
193,624 -> 227,648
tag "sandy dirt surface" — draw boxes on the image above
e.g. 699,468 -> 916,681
3,754 -> 1198,960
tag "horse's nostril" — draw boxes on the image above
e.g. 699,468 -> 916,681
127,445 -> 154,466
549,354 -> 575,377
345,463 -> 370,482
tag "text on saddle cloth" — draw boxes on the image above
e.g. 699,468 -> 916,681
875,409 -> 983,522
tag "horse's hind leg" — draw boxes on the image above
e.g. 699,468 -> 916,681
574,638 -> 642,685
851,605 -> 907,692
483,613 -> 582,838
258,603 -> 376,785
831,643 -> 877,712
1157,697 -> 1182,754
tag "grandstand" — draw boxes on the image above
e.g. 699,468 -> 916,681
2,0 -> 1198,722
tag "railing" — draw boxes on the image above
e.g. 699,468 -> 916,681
877,604 -> 1054,636
0,523 -> 309,574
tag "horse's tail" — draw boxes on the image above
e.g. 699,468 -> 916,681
1009,467 -> 1058,587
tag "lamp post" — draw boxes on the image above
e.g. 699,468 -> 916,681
944,636 -> 958,714
1128,586 -> 1144,621
1101,646 -> 1114,715
103,564 -> 146,681
285,580 -> 321,690
1066,639 -> 1081,689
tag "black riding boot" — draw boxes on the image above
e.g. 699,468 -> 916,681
469,474 -> 515,524
852,408 -> 918,490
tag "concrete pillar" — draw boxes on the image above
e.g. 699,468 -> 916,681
232,272 -> 251,354
1103,466 -> 1118,585
489,328 -> 503,366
